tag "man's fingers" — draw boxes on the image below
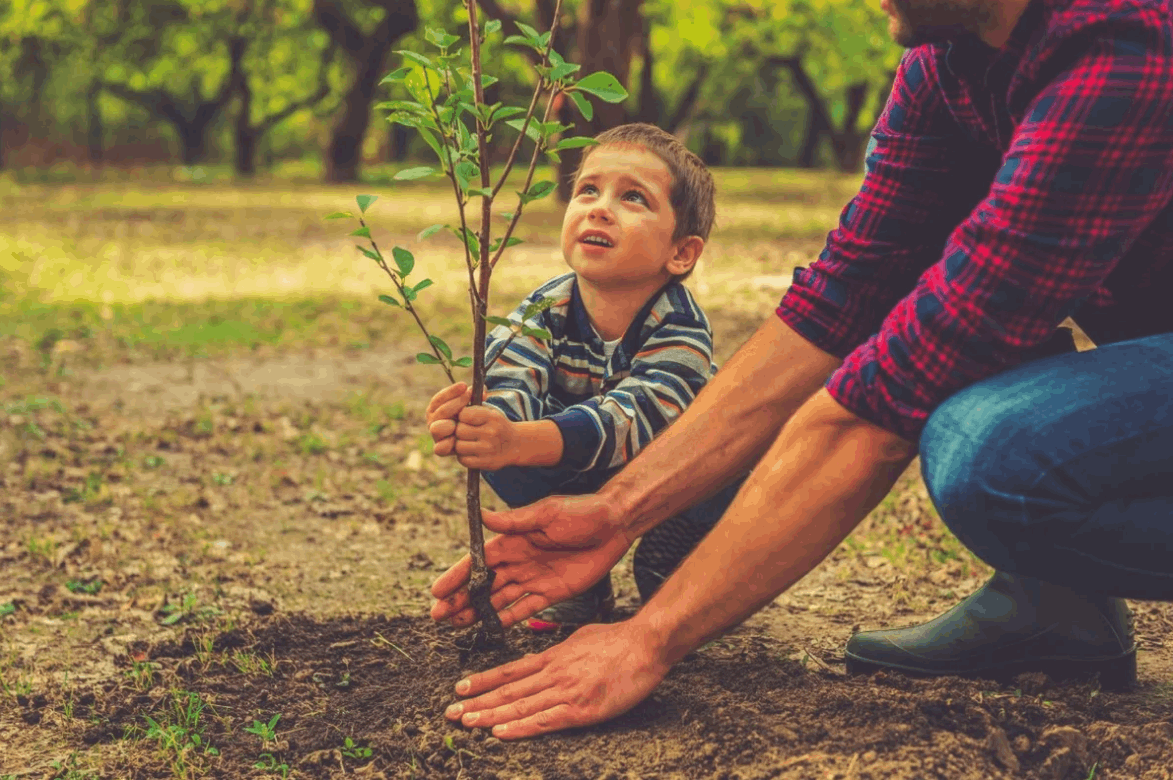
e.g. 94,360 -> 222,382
488,703 -> 581,740
430,554 -> 473,601
456,651 -> 548,698
480,504 -> 546,536
496,592 -> 554,627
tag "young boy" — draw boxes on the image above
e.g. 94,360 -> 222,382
425,123 -> 743,631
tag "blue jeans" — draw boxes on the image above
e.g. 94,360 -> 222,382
484,464 -> 746,602
921,333 -> 1173,600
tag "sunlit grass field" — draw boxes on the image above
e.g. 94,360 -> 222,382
0,164 -> 862,365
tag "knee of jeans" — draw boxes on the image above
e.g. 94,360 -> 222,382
920,384 -> 1033,538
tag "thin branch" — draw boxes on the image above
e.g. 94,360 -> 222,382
483,331 -> 520,374
361,219 -> 455,383
489,88 -> 558,270
490,0 -> 564,200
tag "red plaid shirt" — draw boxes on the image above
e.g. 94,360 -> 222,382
777,0 -> 1173,442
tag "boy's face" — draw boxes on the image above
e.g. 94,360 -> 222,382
561,144 -> 689,292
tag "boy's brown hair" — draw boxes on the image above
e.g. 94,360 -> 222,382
573,123 -> 715,281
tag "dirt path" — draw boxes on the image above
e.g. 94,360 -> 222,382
1,332 -> 1171,779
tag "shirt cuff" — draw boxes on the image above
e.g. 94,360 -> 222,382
548,407 -> 602,471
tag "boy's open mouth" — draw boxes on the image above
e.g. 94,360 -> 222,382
579,231 -> 614,248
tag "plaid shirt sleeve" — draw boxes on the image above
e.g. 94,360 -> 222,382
781,17 -> 1173,442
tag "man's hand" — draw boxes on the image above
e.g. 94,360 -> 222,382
443,621 -> 670,740
431,494 -> 631,628
451,405 -> 519,471
426,383 -> 472,458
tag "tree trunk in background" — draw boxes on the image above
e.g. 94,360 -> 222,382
104,37 -> 245,167
385,122 -> 410,162
557,0 -> 642,200
234,72 -> 257,177
86,83 -> 104,166
797,105 -> 819,168
774,55 -> 874,173
313,0 -> 418,183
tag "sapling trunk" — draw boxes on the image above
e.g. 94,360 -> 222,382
328,0 -> 628,648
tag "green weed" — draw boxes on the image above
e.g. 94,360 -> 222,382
244,712 -> 281,746
49,752 -> 97,780
143,454 -> 166,469
297,433 -> 327,456
140,690 -> 220,778
341,736 -> 372,761
25,535 -> 58,565
159,592 -> 220,626
253,752 -> 291,778
230,650 -> 274,677
125,661 -> 158,692
375,479 -> 398,506
211,472 -> 234,486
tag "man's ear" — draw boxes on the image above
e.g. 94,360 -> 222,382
667,236 -> 705,276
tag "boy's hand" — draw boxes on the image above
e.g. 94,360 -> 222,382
453,405 -> 518,471
427,383 -> 473,458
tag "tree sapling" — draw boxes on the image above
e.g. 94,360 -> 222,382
328,0 -> 627,645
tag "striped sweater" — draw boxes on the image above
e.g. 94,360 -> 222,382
483,272 -> 716,472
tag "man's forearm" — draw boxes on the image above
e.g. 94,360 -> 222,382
600,315 -> 842,540
631,388 -> 917,664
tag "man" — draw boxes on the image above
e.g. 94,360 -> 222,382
430,0 -> 1173,740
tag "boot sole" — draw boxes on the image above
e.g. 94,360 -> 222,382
844,646 -> 1137,691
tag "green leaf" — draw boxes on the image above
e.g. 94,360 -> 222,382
379,67 -> 411,84
394,167 -> 437,181
374,100 -> 427,113
357,195 -> 378,214
522,297 -> 557,319
161,612 -> 184,626
519,180 -> 556,205
416,353 -> 442,365
485,315 -> 514,327
489,106 -> 526,125
418,223 -> 447,241
426,29 -> 460,49
416,128 -> 446,168
397,50 -> 434,70
522,326 -> 552,340
568,90 -> 593,121
453,356 -> 473,368
0,602 -> 14,617
516,21 -> 540,40
454,160 -> 479,192
550,61 -> 580,81
357,245 -> 381,262
378,294 -> 401,308
457,227 -> 481,259
500,212 -> 516,221
412,279 -> 433,295
392,246 -> 415,277
325,211 -> 354,220
503,34 -> 540,50
429,335 -> 453,361
556,136 -> 600,151
573,72 -> 629,103
349,226 -> 371,239
505,118 -> 541,144
467,187 -> 493,198
483,19 -> 502,36
490,236 -> 524,252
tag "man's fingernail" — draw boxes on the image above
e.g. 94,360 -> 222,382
463,713 -> 478,726
456,679 -> 471,694
446,704 -> 463,718
493,724 -> 508,737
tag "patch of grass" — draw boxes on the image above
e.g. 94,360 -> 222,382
296,433 -> 328,456
139,690 -> 220,779
26,534 -> 59,565
158,592 -> 221,626
125,660 -> 158,692
49,752 -> 98,780
65,579 -> 103,595
230,650 -> 275,677
375,479 -> 398,506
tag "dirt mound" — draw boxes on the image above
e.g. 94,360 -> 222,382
45,614 -> 1170,780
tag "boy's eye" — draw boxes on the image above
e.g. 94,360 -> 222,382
623,190 -> 647,205
577,184 -> 598,196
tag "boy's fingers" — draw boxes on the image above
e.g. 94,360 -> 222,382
433,437 -> 456,457
457,406 -> 494,425
427,383 -> 470,416
429,420 -> 456,441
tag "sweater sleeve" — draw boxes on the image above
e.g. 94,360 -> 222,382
548,311 -> 714,471
481,292 -> 556,423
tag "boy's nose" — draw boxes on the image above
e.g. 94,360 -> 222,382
588,205 -> 613,223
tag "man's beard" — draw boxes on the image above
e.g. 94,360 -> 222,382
886,0 -> 995,47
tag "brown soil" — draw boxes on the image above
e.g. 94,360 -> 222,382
2,318 -> 1172,779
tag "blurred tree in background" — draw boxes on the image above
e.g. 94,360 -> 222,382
0,0 -> 901,182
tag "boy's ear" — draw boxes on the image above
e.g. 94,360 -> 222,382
667,236 -> 705,276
